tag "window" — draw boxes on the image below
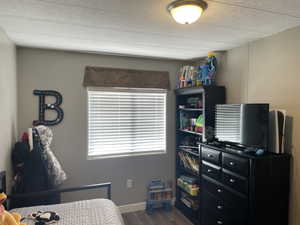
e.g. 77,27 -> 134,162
87,88 -> 167,159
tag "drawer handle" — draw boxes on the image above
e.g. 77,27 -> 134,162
217,220 -> 223,225
217,205 -> 223,210
229,161 -> 235,166
217,189 -> 223,193
208,154 -> 213,158
229,179 -> 235,183
207,169 -> 212,173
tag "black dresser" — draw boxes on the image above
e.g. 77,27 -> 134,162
200,144 -> 290,225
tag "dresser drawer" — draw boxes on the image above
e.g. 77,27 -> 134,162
202,176 -> 247,206
222,153 -> 249,176
202,161 -> 221,181
222,169 -> 248,194
202,210 -> 244,225
202,147 -> 221,165
202,211 -> 230,225
202,190 -> 247,220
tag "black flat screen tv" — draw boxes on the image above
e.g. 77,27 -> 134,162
215,104 -> 269,150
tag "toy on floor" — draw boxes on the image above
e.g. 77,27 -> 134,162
146,180 -> 172,214
28,211 -> 60,225
0,192 -> 26,225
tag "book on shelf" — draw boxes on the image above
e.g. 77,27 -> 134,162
177,177 -> 199,196
181,197 -> 193,209
179,146 -> 200,156
181,192 -> 199,210
180,175 -> 197,184
178,152 -> 199,174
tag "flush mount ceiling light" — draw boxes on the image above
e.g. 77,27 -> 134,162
167,0 -> 208,24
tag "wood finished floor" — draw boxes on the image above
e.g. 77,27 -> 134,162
122,209 -> 193,225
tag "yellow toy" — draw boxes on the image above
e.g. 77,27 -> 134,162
207,51 -> 215,57
0,192 -> 26,225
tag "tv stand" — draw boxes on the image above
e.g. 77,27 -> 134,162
200,143 -> 290,225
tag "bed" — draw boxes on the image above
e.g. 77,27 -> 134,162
0,171 -> 124,225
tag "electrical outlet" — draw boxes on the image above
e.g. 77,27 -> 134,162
126,179 -> 133,188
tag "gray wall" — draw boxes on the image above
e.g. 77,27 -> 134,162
217,26 -> 300,225
0,27 -> 17,191
17,47 -> 182,205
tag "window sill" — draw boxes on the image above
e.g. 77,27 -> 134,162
87,150 -> 167,160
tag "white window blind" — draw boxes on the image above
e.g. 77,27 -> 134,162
87,88 -> 167,159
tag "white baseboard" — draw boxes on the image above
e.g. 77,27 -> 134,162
119,198 -> 176,214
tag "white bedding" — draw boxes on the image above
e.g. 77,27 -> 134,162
10,199 -> 124,225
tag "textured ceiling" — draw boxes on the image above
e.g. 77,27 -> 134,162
0,0 -> 300,59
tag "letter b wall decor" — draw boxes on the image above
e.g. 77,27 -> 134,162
33,90 -> 64,126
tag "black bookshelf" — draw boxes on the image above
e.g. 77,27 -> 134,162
175,86 -> 225,225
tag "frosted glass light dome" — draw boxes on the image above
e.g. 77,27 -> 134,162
167,0 -> 207,25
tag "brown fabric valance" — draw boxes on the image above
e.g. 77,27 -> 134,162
83,66 -> 170,90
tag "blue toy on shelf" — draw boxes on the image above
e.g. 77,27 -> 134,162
199,64 -> 211,85
146,179 -> 172,214
197,52 -> 218,86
